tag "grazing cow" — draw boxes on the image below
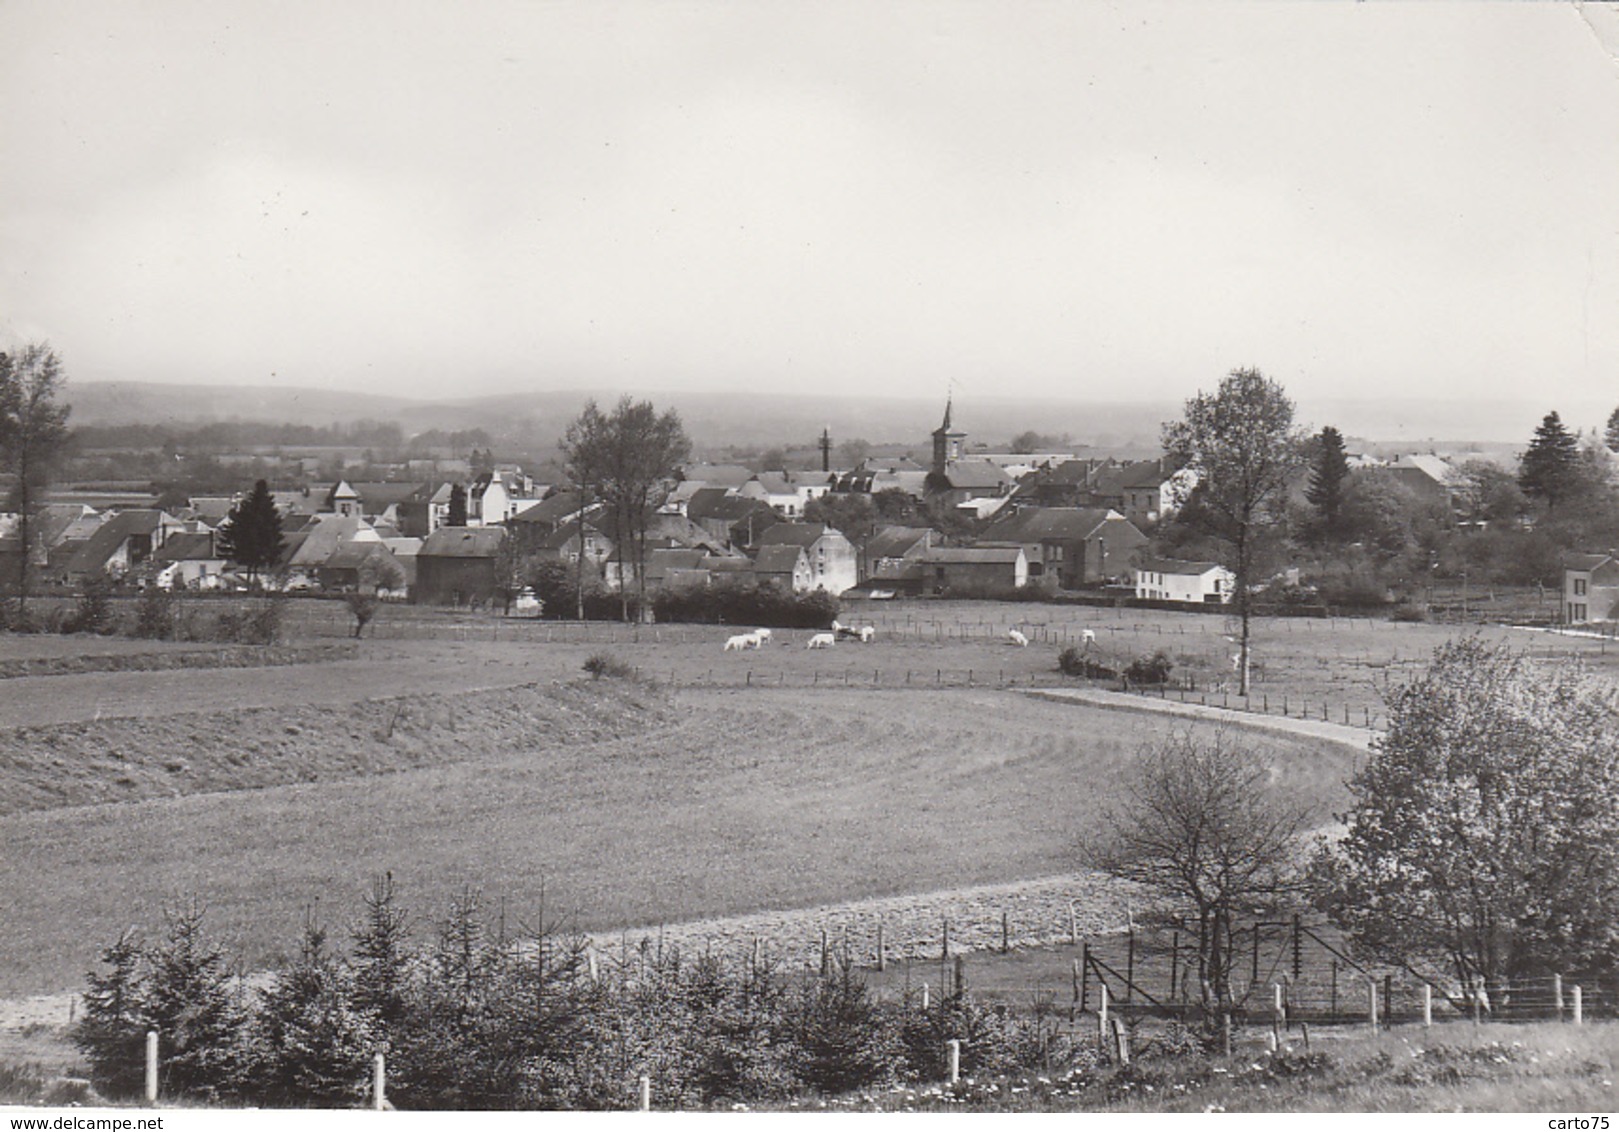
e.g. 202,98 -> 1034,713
753,628 -> 772,643
858,626 -> 875,643
1081,628 -> 1096,645
724,632 -> 760,652
807,632 -> 836,649
1008,629 -> 1029,647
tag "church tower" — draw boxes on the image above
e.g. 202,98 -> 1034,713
931,397 -> 966,476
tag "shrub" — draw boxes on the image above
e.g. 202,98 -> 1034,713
133,584 -> 177,640
66,575 -> 117,635
583,653 -> 634,680
1057,646 -> 1117,679
1391,604 -> 1428,623
1123,650 -> 1173,686
213,597 -> 286,644
781,957 -> 900,1096
651,578 -> 838,629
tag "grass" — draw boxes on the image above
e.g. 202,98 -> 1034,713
0,685 -> 1357,999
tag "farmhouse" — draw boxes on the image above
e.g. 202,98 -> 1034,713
1563,552 -> 1619,624
1134,556 -> 1234,605
860,525 -> 935,582
150,530 -> 228,590
752,544 -> 815,592
63,509 -> 188,582
755,522 -> 857,594
413,525 -> 508,606
977,506 -> 1146,588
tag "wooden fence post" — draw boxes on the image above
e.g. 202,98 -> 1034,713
1423,982 -> 1432,1028
1002,910 -> 1010,954
1368,977 -> 1378,1031
1555,973 -> 1564,1021
372,1051 -> 386,1111
877,923 -> 886,972
1573,985 -> 1583,1026
1098,982 -> 1109,1039
145,1031 -> 159,1105
1079,943 -> 1089,1014
947,1039 -> 961,1085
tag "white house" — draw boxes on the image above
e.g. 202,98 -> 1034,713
1134,556 -> 1233,604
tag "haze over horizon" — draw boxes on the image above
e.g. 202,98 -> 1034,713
4,2 -> 1617,429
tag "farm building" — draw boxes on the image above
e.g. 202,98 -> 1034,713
752,544 -> 815,592
1563,552 -> 1619,624
755,522 -> 857,594
977,506 -> 1146,588
860,524 -> 935,582
921,546 -> 1028,594
63,509 -> 189,582
150,530 -> 228,590
1133,557 -> 1233,605
414,525 -> 507,606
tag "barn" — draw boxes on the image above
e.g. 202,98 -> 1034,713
413,526 -> 507,606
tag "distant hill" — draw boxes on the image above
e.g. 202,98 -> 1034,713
64,380 -> 1602,453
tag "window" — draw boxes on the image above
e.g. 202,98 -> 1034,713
1575,577 -> 1588,595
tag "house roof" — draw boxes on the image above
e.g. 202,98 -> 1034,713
935,459 -> 1011,490
690,491 -> 775,524
186,496 -> 239,524
751,473 -> 794,495
539,518 -> 609,552
151,531 -> 219,564
287,514 -> 376,567
1564,553 -> 1615,572
65,510 -> 176,574
419,526 -> 507,558
923,547 -> 1025,565
1135,556 -> 1228,576
754,544 -> 808,574
346,482 -> 429,509
1115,458 -> 1184,490
322,541 -> 396,572
864,525 -> 933,559
757,522 -> 829,548
679,463 -> 754,488
511,491 -> 588,527
980,506 -> 1121,543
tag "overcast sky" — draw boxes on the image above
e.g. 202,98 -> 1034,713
3,1 -> 1617,426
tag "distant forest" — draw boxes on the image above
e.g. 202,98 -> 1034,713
71,420 -> 492,455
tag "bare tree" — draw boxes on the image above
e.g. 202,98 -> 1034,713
1162,368 -> 1304,695
1082,731 -> 1313,1025
0,343 -> 72,618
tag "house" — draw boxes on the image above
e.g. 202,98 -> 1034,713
976,506 -> 1147,588
0,503 -> 103,583
318,541 -> 408,594
150,530 -> 228,590
753,544 -> 815,592
921,546 -> 1029,594
1563,552 -> 1619,624
686,489 -> 779,549
467,472 -> 510,526
755,522 -> 858,594
1134,557 -> 1234,605
63,509 -> 188,582
414,525 -> 508,605
280,513 -> 381,588
644,548 -> 709,589
860,525 -> 935,582
1097,459 -> 1199,524
1381,455 -> 1464,510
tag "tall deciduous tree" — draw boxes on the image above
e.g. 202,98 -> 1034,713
0,343 -> 72,616
1083,732 -> 1313,1025
1518,410 -> 1583,510
1162,368 -> 1304,694
1316,638 -> 1619,1000
560,397 -> 691,621
1304,425 -> 1350,538
216,479 -> 285,587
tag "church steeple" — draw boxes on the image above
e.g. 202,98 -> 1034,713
931,396 -> 966,476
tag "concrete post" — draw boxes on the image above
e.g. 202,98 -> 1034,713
372,1052 -> 386,1111
145,1031 -> 158,1105
638,1075 -> 651,1111
947,1039 -> 961,1085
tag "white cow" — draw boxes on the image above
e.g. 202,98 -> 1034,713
1081,628 -> 1097,645
753,628 -> 772,643
724,632 -> 760,652
858,626 -> 875,643
1008,629 -> 1029,647
807,632 -> 836,649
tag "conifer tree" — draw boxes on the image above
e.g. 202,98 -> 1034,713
1606,405 -> 1619,454
142,899 -> 252,1101
446,483 -> 469,527
1305,425 -> 1351,538
253,914 -> 374,1107
217,479 -> 286,587
1518,411 -> 1583,509
74,931 -> 150,1098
